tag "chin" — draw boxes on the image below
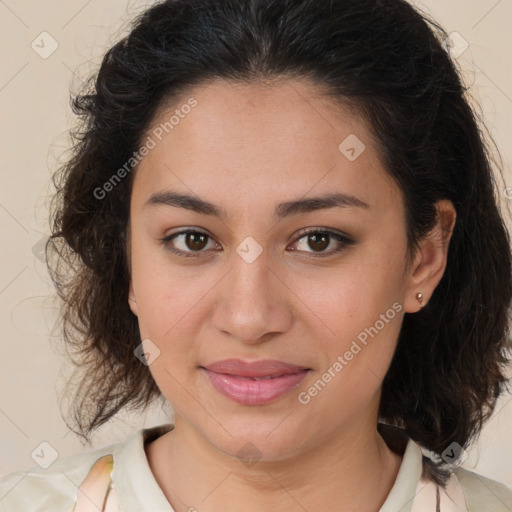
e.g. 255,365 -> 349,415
195,414 -> 312,464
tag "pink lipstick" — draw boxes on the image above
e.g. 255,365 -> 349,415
202,359 -> 310,406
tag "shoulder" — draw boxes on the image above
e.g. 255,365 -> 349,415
454,466 -> 512,511
0,441 -> 122,512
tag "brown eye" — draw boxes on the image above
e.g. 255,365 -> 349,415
290,229 -> 355,256
161,230 -> 219,258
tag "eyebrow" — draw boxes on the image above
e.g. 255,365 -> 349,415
143,190 -> 370,221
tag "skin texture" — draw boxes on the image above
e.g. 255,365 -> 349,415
127,78 -> 456,512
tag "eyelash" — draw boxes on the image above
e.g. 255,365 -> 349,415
160,228 -> 355,259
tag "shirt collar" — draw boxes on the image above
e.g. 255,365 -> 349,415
113,423 -> 425,512
378,423 -> 425,512
113,424 -> 175,512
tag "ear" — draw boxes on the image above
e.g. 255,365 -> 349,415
128,279 -> 139,317
403,199 -> 457,313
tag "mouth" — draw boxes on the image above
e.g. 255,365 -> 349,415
200,359 -> 311,405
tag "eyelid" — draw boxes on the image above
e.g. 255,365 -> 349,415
160,226 -> 355,258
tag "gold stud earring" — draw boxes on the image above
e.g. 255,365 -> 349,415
416,292 -> 424,307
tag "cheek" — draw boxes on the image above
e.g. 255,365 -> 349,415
293,253 -> 403,334
130,233 -> 191,334
129,237 -> 215,380
294,252 -> 404,381
130,254 -> 202,403
298,274 -> 403,424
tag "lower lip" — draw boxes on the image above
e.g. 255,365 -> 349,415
202,368 -> 309,406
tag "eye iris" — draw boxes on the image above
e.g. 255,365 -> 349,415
308,233 -> 329,252
186,232 -> 208,251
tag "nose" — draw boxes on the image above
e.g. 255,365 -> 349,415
211,250 -> 295,345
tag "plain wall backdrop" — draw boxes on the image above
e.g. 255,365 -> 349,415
1,0 -> 511,488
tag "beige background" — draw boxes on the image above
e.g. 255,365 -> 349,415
1,0 -> 511,488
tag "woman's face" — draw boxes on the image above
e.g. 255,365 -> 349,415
128,78 -> 419,461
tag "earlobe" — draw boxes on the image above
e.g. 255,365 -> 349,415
128,280 -> 138,317
404,200 -> 457,313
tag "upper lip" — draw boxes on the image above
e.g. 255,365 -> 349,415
202,359 -> 310,378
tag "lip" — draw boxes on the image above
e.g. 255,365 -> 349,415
201,359 -> 311,405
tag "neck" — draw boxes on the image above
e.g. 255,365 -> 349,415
145,413 -> 403,512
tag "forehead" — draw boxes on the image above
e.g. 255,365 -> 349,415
131,78 -> 401,215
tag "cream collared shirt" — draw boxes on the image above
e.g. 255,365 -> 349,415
1,424 -> 511,511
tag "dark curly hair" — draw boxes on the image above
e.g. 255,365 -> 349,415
48,0 -> 512,487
